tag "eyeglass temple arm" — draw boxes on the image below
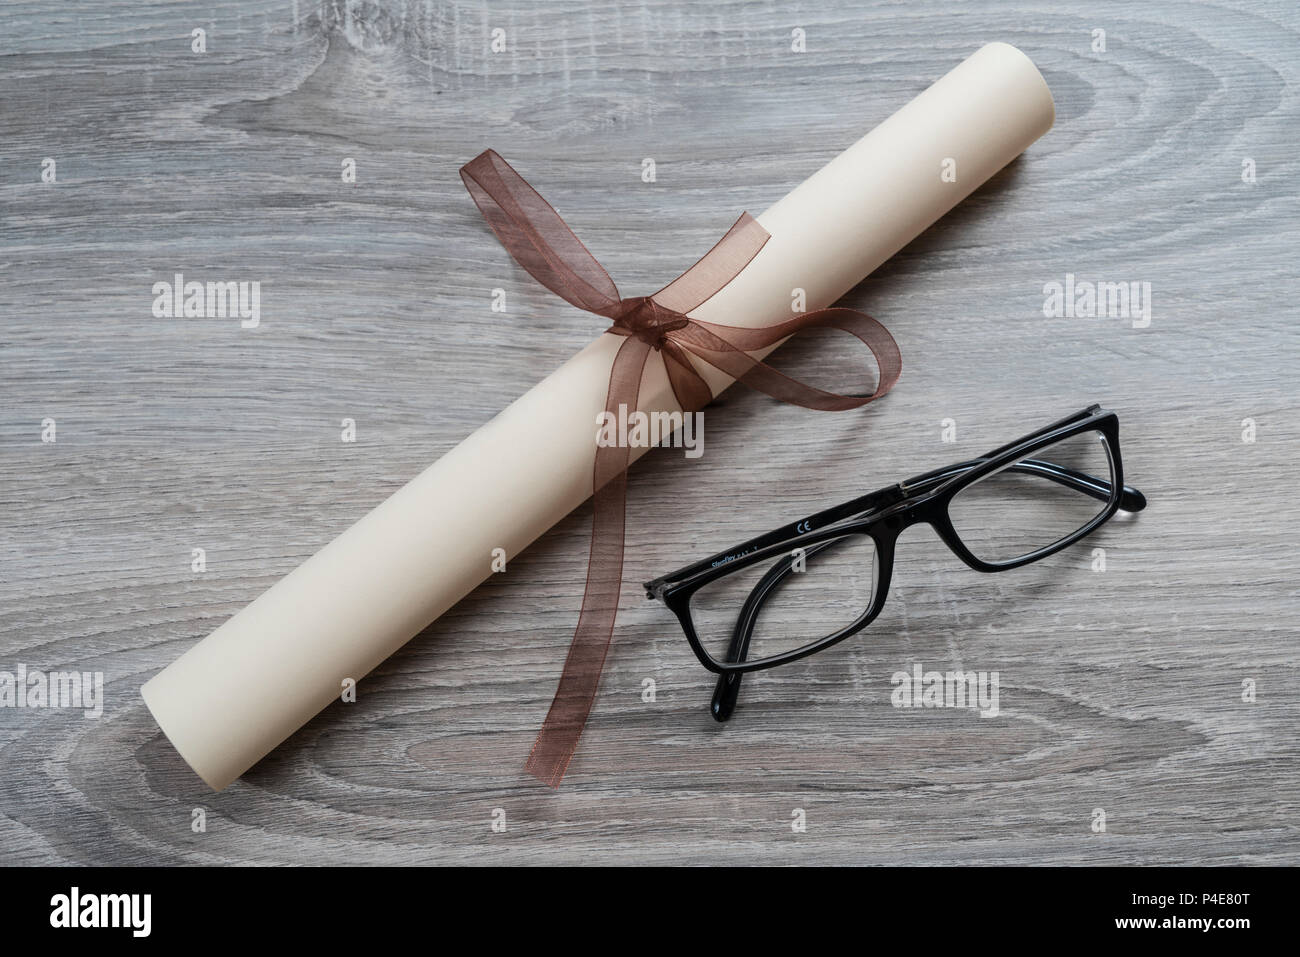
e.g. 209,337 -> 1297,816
644,483 -> 905,598
955,404 -> 1144,511
711,538 -> 844,721
977,404 -> 1102,460
1015,460 -> 1147,512
902,458 -> 1146,512
893,404 -> 1107,495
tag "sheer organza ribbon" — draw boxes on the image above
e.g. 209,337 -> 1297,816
460,149 -> 902,786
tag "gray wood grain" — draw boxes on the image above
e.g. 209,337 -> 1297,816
1,0 -> 1298,865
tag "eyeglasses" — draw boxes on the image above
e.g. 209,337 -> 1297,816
644,404 -> 1146,721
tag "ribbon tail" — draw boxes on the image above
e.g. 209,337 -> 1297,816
525,334 -> 653,787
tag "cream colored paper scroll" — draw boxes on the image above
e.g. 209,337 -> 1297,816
142,42 -> 1055,789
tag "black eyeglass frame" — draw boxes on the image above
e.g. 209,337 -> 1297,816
643,405 -> 1146,683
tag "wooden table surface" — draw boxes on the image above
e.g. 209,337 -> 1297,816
2,0 -> 1297,866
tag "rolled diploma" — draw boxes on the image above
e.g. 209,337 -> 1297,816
142,42 -> 1054,789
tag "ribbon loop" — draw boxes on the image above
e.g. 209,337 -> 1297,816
460,150 -> 901,786
460,149 -> 623,317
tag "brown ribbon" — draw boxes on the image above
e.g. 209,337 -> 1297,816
460,149 -> 901,786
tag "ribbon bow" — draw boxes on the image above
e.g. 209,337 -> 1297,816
460,149 -> 901,786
